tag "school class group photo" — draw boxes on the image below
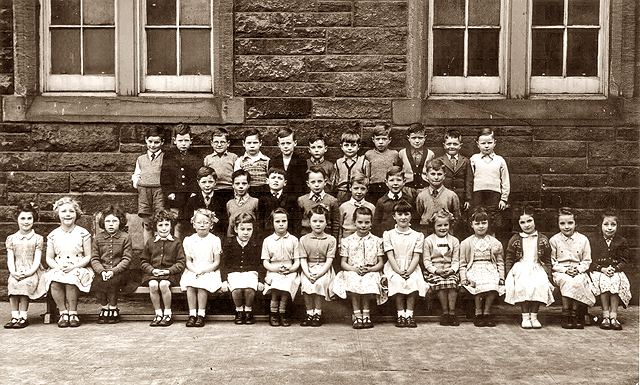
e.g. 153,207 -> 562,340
4,122 -> 632,333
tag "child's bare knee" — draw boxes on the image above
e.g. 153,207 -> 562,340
159,280 -> 171,291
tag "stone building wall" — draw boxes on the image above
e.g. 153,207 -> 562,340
0,0 -> 638,302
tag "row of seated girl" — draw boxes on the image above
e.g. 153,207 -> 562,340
4,196 -> 631,332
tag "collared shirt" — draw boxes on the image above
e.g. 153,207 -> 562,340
299,232 -> 337,265
154,234 -> 175,242
348,197 -> 366,207
309,191 -> 326,201
236,237 -> 248,248
204,151 -> 238,190
15,230 -> 35,240
234,194 -> 249,206
387,191 -> 403,200
261,232 -> 300,266
271,190 -> 283,199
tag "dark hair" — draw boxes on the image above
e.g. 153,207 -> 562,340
516,205 -> 536,218
231,169 -> 252,185
352,206 -> 373,222
476,127 -> 495,141
424,158 -> 445,173
152,209 -> 176,228
308,133 -> 327,146
98,205 -> 128,232
270,207 -> 289,222
174,123 -> 191,137
307,165 -> 328,180
601,208 -> 619,224
307,204 -> 329,220
386,165 -> 404,179
268,167 -> 287,178
407,122 -> 426,136
371,123 -> 391,138
145,125 -> 164,139
14,200 -> 39,222
197,166 -> 218,181
211,127 -> 229,141
444,129 -> 462,142
232,212 -> 256,229
277,127 -> 295,141
340,129 -> 361,144
392,200 -> 412,214
242,128 -> 261,141
470,207 -> 490,223
558,207 -> 575,218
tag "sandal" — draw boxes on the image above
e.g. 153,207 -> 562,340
58,314 -> 70,328
109,308 -> 120,324
97,309 -> 108,324
14,318 -> 29,328
69,314 -> 81,327
150,315 -> 162,327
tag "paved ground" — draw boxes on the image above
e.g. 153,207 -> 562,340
1,300 -> 638,385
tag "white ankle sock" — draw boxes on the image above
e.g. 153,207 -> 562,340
189,309 -> 197,317
406,310 -> 414,318
245,307 -> 252,312
11,311 -> 19,319
155,309 -> 163,317
197,309 -> 205,317
164,309 -> 172,316
19,311 -> 28,319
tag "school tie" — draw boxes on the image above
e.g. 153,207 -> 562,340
204,195 -> 211,206
313,194 -> 322,203
393,193 -> 400,201
432,189 -> 438,198
150,152 -> 156,161
412,151 -> 422,166
451,157 -> 457,168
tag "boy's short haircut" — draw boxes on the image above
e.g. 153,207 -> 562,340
371,123 -> 391,138
601,208 -> 619,223
231,169 -> 252,185
469,207 -> 490,223
276,127 -> 295,140
268,167 -> 287,178
407,122 -> 426,136
350,172 -> 369,187
392,200 -> 412,214
558,206 -> 575,218
174,123 -> 191,137
340,129 -> 361,145
98,204 -> 128,231
386,165 -> 404,179
444,129 -> 462,142
424,158 -> 445,173
14,200 -> 39,222
307,165 -> 328,180
476,127 -> 495,140
152,209 -> 176,227
197,166 -> 218,181
242,128 -> 261,141
307,204 -> 329,220
145,125 -> 164,139
232,212 -> 256,230
210,127 -> 229,141
352,206 -> 373,221
270,207 -> 289,221
308,133 -> 327,146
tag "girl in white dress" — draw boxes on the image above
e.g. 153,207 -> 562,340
180,209 -> 222,327
504,207 -> 554,329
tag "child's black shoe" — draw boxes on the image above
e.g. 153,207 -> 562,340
311,314 -> 322,327
69,314 -> 81,328
269,312 -> 280,327
405,316 -> 417,328
97,309 -> 108,324
611,318 -> 622,330
362,317 -> 373,329
300,314 -> 313,327
280,313 -> 291,327
484,314 -> 496,327
109,308 -> 120,324
194,315 -> 205,327
159,315 -> 173,327
561,315 -> 574,329
185,315 -> 197,327
14,318 -> 29,328
58,314 -> 70,328
449,314 -> 460,326
245,312 -> 255,324
150,315 -> 162,327
352,318 -> 363,329
439,314 -> 450,326
395,316 -> 405,327
599,317 -> 610,329
234,311 -> 245,325
4,318 -> 18,329
473,314 -> 484,327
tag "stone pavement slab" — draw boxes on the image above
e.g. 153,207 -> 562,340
1,302 -> 638,385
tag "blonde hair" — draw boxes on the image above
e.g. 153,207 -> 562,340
190,208 -> 217,228
53,197 -> 83,217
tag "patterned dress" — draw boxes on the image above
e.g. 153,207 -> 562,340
180,233 -> 223,293
298,233 -> 336,301
550,232 -> 595,306
382,227 -> 427,296
504,232 -> 555,306
460,235 -> 505,296
331,232 -> 387,304
45,226 -> 94,292
423,233 -> 460,291
6,231 -> 46,299
589,234 -> 632,307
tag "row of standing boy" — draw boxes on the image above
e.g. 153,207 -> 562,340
4,124 -> 630,332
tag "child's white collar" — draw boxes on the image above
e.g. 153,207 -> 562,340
154,234 -> 175,242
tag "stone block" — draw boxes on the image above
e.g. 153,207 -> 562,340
318,1 -> 352,12
289,120 -> 361,146
314,98 -> 392,119
236,82 -> 333,97
293,12 -> 351,27
542,174 -> 609,188
306,55 -> 384,72
235,56 -> 308,82
36,193 -> 83,211
617,127 -> 639,142
508,157 -> 587,175
0,123 -> 31,133
327,28 -> 407,55
70,172 -> 135,192
31,124 -> 119,152
236,39 -> 326,55
532,140 -> 587,157
7,172 -> 69,193
354,2 -> 407,27
494,136 -> 532,157
0,133 -> 32,151
235,0 -> 318,12
0,205 -> 13,221
607,167 -> 640,187
5,193 -> 37,206
510,174 -> 541,193
308,72 -> 336,83
383,63 -> 406,72
0,152 -> 46,171
588,141 -> 640,166
334,72 -> 406,97
292,28 -> 327,38
532,127 -> 615,141
246,98 -> 312,120
235,13 -> 293,38
541,188 -> 622,209
120,143 -> 146,153
47,153 -> 138,172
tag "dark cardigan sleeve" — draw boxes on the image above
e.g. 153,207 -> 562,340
167,240 -> 186,275
112,234 -> 132,275
139,240 -> 155,275
504,234 -> 519,274
615,237 -> 630,272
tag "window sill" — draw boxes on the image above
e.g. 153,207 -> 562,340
1,95 -> 244,124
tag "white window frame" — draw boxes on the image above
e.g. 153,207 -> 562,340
427,0 -> 508,97
139,0 -> 214,93
41,0 -> 117,93
528,0 -> 609,96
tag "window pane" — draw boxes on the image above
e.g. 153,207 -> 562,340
434,0 -> 465,26
531,29 -> 563,76
147,0 -> 176,26
567,29 -> 598,76
51,29 -> 81,74
468,29 -> 499,76
181,30 -> 211,75
568,0 -> 599,25
51,0 -> 80,25
532,0 -> 564,26
469,0 -> 500,26
84,28 -> 115,74
84,0 -> 114,25
147,29 -> 177,75
433,29 -> 464,76
181,0 -> 211,26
